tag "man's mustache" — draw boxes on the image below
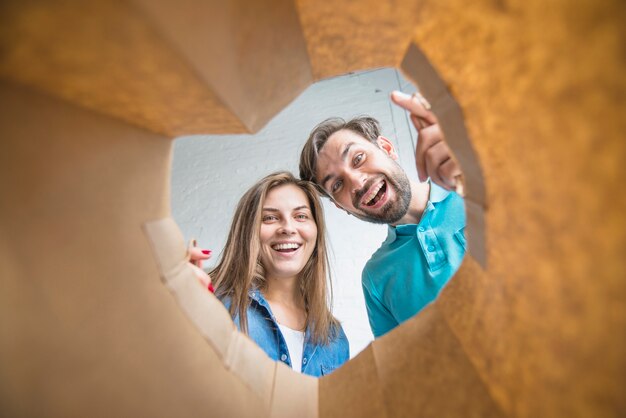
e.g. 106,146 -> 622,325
353,176 -> 386,208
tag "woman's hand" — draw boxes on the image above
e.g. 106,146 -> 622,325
188,243 -> 215,292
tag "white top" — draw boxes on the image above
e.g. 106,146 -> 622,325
277,323 -> 305,372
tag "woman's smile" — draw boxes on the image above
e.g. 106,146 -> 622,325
259,184 -> 317,280
270,241 -> 304,258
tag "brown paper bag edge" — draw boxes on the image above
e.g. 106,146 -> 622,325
142,217 -> 292,412
399,42 -> 487,268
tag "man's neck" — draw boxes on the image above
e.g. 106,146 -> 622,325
392,180 -> 430,226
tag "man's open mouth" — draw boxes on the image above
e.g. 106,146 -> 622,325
271,243 -> 302,253
362,180 -> 387,207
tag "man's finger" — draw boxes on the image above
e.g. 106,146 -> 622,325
415,125 -> 443,182
410,114 -> 427,131
391,91 -> 438,126
437,158 -> 463,190
424,141 -> 451,188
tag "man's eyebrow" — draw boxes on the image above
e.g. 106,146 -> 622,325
341,142 -> 355,161
320,142 -> 355,189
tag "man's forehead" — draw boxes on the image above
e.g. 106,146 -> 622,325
315,129 -> 374,184
319,130 -> 371,161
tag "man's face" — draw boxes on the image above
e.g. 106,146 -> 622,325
315,129 -> 411,224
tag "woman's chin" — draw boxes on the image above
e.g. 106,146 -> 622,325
266,261 -> 307,280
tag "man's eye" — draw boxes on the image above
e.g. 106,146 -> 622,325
353,153 -> 364,166
331,180 -> 342,193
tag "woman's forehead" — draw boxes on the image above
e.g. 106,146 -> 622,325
263,184 -> 311,209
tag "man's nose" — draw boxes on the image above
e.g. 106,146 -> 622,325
347,170 -> 367,195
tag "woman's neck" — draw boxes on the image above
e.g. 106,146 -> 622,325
263,275 -> 306,331
263,275 -> 302,308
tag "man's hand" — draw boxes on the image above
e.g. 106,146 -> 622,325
390,91 -> 463,194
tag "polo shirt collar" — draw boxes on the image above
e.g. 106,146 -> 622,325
385,180 -> 450,241
429,180 -> 451,204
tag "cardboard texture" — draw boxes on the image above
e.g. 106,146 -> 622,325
410,1 -> 626,416
400,43 -> 488,266
270,363 -> 318,418
2,0 -> 625,417
0,0 -> 246,137
133,0 -> 314,133
294,0 -> 422,80
143,218 -> 303,414
371,305 -> 505,418
319,346 -> 387,418
0,82 -> 264,417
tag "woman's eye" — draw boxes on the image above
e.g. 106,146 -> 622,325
295,214 -> 309,220
262,215 -> 277,222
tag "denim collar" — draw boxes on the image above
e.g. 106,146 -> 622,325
248,288 -> 313,340
248,288 -> 275,319
248,288 -> 265,304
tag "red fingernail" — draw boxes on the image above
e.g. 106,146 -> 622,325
208,283 -> 215,293
202,250 -> 211,255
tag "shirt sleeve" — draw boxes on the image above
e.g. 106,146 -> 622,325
362,268 -> 398,338
338,325 -> 350,364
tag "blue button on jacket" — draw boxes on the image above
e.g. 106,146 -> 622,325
221,290 -> 349,377
362,182 -> 466,337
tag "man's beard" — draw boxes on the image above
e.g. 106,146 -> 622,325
352,162 -> 411,225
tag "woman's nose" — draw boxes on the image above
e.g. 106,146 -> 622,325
278,220 -> 296,235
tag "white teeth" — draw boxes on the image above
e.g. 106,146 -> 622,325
363,181 -> 384,205
272,243 -> 301,250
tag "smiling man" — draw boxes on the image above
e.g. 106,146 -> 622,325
299,91 -> 467,338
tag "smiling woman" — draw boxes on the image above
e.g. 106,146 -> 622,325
259,185 -> 317,290
193,172 -> 349,377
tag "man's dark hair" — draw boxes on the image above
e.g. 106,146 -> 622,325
299,116 -> 382,196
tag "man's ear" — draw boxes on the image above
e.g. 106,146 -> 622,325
376,136 -> 399,160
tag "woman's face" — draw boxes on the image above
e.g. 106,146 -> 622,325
259,184 -> 318,281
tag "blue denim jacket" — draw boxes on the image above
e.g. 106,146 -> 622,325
221,290 -> 349,377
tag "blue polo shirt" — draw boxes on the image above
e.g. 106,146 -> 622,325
362,182 -> 466,337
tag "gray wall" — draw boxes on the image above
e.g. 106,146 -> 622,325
171,68 -> 418,357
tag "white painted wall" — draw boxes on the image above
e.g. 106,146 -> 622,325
171,68 -> 418,357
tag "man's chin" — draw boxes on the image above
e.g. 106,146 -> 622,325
352,170 -> 411,224
356,202 -> 405,225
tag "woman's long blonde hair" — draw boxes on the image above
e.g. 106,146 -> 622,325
211,171 -> 340,345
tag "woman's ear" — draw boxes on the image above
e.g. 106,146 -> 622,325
376,136 -> 399,160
